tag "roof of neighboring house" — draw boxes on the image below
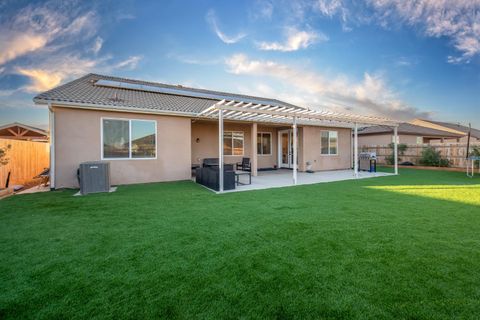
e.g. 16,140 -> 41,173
0,122 -> 49,140
417,120 -> 480,139
33,73 -> 304,115
358,123 -> 463,138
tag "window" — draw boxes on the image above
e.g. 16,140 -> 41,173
102,118 -> 156,159
223,131 -> 244,156
321,131 -> 338,155
257,132 -> 272,155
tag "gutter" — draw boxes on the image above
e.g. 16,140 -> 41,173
34,98 -> 200,118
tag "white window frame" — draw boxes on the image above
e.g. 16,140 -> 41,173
257,132 -> 272,156
223,131 -> 244,156
320,130 -> 339,156
101,117 -> 157,160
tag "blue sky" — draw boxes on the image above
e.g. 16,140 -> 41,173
1,0 -> 479,128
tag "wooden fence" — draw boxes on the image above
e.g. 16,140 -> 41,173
361,142 -> 480,168
0,139 -> 50,187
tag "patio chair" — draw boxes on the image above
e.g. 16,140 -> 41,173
236,157 -> 251,172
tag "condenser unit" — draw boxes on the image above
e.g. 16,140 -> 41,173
78,161 -> 110,195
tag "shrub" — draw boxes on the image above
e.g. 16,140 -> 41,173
419,146 -> 450,167
385,143 -> 408,165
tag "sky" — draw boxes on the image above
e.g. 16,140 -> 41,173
0,0 -> 479,129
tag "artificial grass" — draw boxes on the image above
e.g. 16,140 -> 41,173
1,169 -> 479,319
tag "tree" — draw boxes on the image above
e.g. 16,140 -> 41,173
0,144 -> 11,166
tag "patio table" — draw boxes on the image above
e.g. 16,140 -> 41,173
235,171 -> 251,186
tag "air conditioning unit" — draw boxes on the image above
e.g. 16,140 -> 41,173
78,161 -> 111,195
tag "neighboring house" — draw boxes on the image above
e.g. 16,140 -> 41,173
34,74 -> 398,189
0,122 -> 49,142
410,119 -> 480,143
358,123 -> 462,146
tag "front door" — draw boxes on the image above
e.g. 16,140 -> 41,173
278,129 -> 294,168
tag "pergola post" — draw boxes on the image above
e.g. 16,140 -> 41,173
218,109 -> 224,193
293,116 -> 297,185
354,123 -> 358,178
251,123 -> 258,177
394,126 -> 398,175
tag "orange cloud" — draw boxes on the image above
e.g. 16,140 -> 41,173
16,68 -> 62,92
0,33 -> 47,65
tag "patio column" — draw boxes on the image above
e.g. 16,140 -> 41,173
394,126 -> 398,175
293,116 -> 298,185
218,109 -> 224,192
251,123 -> 258,176
354,123 -> 358,178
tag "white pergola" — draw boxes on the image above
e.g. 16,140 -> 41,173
198,99 -> 400,193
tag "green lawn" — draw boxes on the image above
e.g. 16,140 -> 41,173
1,169 -> 480,319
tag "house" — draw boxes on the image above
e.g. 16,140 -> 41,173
34,74 -> 399,191
0,122 -> 49,142
410,119 -> 480,143
358,122 -> 462,146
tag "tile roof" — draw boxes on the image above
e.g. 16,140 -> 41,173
422,120 -> 480,139
34,73 -> 304,115
358,123 -> 463,138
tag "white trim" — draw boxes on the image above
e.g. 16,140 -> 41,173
214,101 -> 400,126
223,130 -> 245,156
394,126 -> 398,175
278,129 -> 295,168
100,117 -> 158,160
354,123 -> 358,178
257,132 -> 272,156
293,117 -> 297,185
320,130 -> 339,156
219,109 -> 224,193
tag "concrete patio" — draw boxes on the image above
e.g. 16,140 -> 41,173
227,169 -> 394,193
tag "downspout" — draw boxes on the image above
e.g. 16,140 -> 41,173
48,103 -> 55,190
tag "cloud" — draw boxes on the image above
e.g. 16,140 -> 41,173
16,53 -> 142,93
116,55 -> 143,70
206,9 -> 246,44
258,28 -> 327,52
368,0 -> 480,63
0,4 -> 99,65
225,53 -> 431,120
16,69 -> 62,92
250,0 -> 274,20
0,1 -> 143,93
0,34 -> 48,65
91,36 -> 104,54
314,0 -> 480,63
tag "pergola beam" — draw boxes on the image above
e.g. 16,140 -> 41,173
212,103 -> 398,126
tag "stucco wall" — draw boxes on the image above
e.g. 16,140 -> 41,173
53,106 -> 191,188
359,134 -> 420,146
301,126 -> 352,171
191,120 -> 279,169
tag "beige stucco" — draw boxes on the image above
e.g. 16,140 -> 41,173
301,126 -> 352,171
359,134 -> 420,146
53,106 -> 191,188
53,107 -> 356,188
191,120 -> 279,169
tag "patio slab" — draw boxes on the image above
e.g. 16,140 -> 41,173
227,169 -> 394,193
